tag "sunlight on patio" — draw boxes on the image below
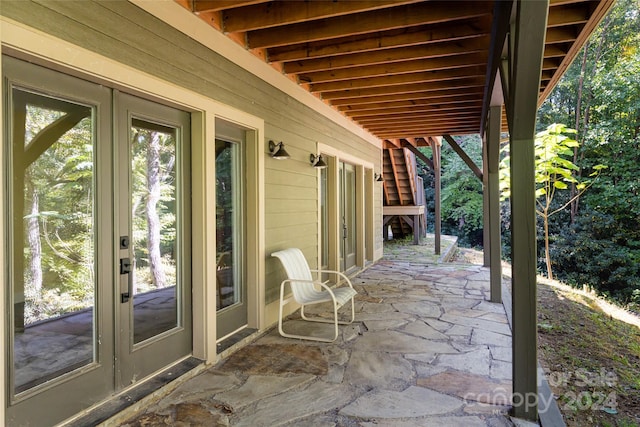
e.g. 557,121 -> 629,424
121,239 -> 519,426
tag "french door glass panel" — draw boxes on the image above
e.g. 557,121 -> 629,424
339,162 -> 357,271
116,93 -> 192,387
4,55 -> 114,427
11,88 -> 97,394
129,119 -> 179,344
215,135 -> 247,338
320,166 -> 329,269
216,139 -> 241,311
344,162 -> 357,269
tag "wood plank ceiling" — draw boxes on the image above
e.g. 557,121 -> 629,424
178,0 -> 613,144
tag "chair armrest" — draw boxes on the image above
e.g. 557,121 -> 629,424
280,278 -> 338,302
309,269 -> 354,289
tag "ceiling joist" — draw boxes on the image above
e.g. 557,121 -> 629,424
179,0 -> 615,139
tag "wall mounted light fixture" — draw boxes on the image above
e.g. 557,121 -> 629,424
310,154 -> 328,169
269,140 -> 290,159
375,173 -> 384,182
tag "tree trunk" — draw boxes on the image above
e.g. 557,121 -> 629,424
570,43 -> 589,224
543,211 -> 553,281
146,131 -> 166,288
27,187 -> 43,294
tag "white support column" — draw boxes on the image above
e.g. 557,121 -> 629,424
508,0 -> 549,421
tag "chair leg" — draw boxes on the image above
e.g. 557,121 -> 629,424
300,299 -> 355,325
279,291 -> 339,342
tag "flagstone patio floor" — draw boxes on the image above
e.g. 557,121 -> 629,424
116,254 -> 533,427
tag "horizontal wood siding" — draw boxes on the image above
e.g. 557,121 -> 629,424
1,0 -> 381,304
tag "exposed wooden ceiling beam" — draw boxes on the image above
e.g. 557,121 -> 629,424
322,81 -> 484,105
311,66 -> 486,93
361,117 -> 481,131
331,86 -> 482,111
348,101 -> 483,116
267,17 -> 492,62
298,53 -> 488,84
339,96 -> 484,113
180,0 -> 615,142
282,36 -> 491,74
193,0 -> 267,13
547,3 -> 591,27
378,127 -> 480,139
222,0 -> 422,32
246,1 -> 493,49
545,26 -> 579,44
347,105 -> 484,121
544,44 -> 569,57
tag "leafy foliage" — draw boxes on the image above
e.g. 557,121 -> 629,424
500,124 -> 605,279
419,135 -> 485,247
536,0 -> 640,303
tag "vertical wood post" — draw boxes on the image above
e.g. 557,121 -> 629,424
487,105 -> 503,303
430,138 -> 442,255
482,137 -> 491,267
508,0 -> 549,421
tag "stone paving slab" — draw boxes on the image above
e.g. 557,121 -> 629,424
119,256 -> 529,427
339,386 -> 464,418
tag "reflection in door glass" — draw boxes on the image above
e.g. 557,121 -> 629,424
11,88 -> 95,394
130,119 -> 179,343
215,139 -> 242,311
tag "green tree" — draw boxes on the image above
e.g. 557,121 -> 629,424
500,123 -> 605,280
440,135 -> 484,247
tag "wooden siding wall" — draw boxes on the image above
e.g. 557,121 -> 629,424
1,0 -> 382,304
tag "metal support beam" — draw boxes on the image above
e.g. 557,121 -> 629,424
508,0 -> 549,421
487,105 -> 502,303
443,134 -> 483,181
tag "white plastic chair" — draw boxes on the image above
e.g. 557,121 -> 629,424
272,248 -> 357,342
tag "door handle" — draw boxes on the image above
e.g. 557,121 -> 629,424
120,258 -> 131,303
120,257 -> 131,274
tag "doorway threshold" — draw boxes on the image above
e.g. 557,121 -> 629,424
62,357 -> 203,427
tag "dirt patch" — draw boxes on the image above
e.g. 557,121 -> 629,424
448,246 -> 640,425
538,283 -> 640,427
219,344 -> 328,376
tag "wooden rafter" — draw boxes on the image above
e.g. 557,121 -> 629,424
298,53 -> 488,85
177,0 -> 615,140
282,36 -> 491,74
246,2 -> 493,49
267,17 -> 492,63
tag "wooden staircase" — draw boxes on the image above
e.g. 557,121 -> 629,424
383,147 -> 425,239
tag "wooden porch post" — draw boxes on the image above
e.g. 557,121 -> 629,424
487,105 -> 502,303
508,0 -> 548,421
482,144 -> 491,267
430,137 -> 441,255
